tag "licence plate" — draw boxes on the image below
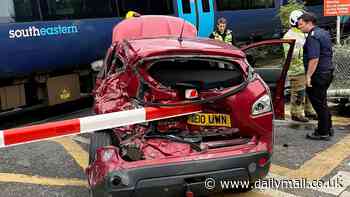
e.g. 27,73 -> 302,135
187,113 -> 231,127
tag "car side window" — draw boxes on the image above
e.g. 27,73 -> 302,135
109,56 -> 125,75
244,44 -> 287,69
243,43 -> 292,98
97,46 -> 115,79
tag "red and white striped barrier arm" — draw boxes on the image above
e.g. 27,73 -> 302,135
0,105 -> 201,148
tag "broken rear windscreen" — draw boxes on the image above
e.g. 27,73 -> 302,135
147,58 -> 245,90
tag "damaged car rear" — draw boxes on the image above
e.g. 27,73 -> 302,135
87,15 -> 295,197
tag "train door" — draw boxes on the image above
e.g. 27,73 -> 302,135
176,0 -> 215,37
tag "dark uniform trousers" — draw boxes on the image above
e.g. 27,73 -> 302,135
306,71 -> 333,134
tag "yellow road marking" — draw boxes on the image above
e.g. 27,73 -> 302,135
288,134 -> 350,179
0,137 -> 89,187
270,164 -> 292,177
52,137 -> 89,169
0,173 -> 87,187
271,134 -> 350,179
331,116 -> 350,126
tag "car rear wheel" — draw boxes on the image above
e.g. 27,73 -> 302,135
89,131 -> 112,164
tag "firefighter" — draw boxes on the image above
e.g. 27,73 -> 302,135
125,11 -> 141,19
298,12 -> 335,140
209,17 -> 236,45
283,10 -> 316,122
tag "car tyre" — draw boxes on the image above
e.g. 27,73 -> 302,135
89,188 -> 93,197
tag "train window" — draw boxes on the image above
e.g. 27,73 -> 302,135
251,0 -> 274,9
118,0 -> 174,16
0,0 -> 39,23
303,0 -> 322,6
39,0 -> 117,20
84,0 -> 116,18
202,0 -> 210,12
40,0 -> 84,20
0,0 -> 15,23
181,0 -> 191,13
216,0 -> 246,10
216,0 -> 274,11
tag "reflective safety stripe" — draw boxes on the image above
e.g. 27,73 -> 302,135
0,105 -> 201,149
0,130 -> 4,148
3,119 -> 81,147
79,108 -> 146,134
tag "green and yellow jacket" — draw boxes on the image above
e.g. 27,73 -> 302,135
209,29 -> 236,45
283,27 -> 307,77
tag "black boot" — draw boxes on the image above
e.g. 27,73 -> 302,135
329,128 -> 334,137
314,128 -> 334,137
306,129 -> 331,141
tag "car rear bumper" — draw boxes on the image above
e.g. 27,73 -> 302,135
91,151 -> 271,197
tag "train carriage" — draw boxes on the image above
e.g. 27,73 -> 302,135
0,0 -> 339,113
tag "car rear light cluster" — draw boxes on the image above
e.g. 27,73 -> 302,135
185,89 -> 199,99
251,94 -> 272,116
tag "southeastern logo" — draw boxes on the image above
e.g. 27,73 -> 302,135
9,25 -> 79,39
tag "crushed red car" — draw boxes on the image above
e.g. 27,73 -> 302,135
86,15 -> 295,197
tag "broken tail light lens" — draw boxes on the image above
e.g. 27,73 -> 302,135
185,89 -> 199,99
251,94 -> 272,116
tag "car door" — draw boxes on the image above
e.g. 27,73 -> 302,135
241,39 -> 295,119
176,0 -> 215,37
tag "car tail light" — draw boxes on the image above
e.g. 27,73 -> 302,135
251,94 -> 272,116
185,89 -> 199,99
258,157 -> 269,167
102,149 -> 115,162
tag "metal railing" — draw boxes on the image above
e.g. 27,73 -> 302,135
328,44 -> 350,98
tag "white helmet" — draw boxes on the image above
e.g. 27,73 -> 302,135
289,10 -> 304,27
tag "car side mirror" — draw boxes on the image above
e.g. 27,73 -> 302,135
91,59 -> 104,72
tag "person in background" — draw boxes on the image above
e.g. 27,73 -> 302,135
283,10 -> 317,122
125,11 -> 141,19
298,12 -> 334,140
209,17 -> 236,45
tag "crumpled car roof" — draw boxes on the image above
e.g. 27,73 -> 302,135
112,15 -> 198,42
125,37 -> 245,60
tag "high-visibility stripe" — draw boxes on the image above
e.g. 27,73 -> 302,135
0,105 -> 201,148
0,130 -> 4,148
3,119 -> 81,147
145,105 -> 201,120
79,108 -> 146,134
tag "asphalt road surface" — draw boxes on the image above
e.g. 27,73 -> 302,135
0,105 -> 350,197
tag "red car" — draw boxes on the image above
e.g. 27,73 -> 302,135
86,15 -> 294,197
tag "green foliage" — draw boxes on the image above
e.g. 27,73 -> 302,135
278,0 -> 306,30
